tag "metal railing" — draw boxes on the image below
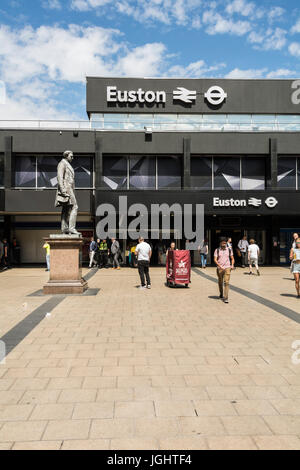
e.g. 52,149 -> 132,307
1,117 -> 300,132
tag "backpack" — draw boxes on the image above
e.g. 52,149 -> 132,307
216,247 -> 233,260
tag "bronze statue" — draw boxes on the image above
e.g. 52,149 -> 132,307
55,150 -> 80,235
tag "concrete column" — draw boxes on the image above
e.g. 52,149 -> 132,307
269,138 -> 278,190
4,136 -> 12,189
95,134 -> 103,189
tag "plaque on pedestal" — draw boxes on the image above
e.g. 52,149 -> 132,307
43,235 -> 88,295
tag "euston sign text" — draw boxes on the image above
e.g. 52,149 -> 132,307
213,197 -> 278,209
107,85 -> 227,106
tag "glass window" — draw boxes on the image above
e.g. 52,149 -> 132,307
227,114 -> 252,131
129,156 -> 156,189
0,154 -> 4,187
153,114 -> 177,131
202,115 -> 227,130
177,115 -> 202,131
103,156 -> 127,190
37,156 -> 60,188
157,156 -> 182,189
127,114 -> 153,131
73,157 -> 93,188
103,114 -> 129,130
191,157 -> 212,189
278,157 -> 297,189
14,156 -> 37,187
214,157 -> 240,190
277,115 -> 300,131
252,115 -> 276,131
242,157 -> 265,190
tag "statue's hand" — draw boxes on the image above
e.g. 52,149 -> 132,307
60,188 -> 69,197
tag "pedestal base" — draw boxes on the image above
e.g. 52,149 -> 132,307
43,279 -> 88,295
43,235 -> 88,295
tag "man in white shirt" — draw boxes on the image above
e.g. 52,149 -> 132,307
135,237 -> 152,289
238,236 -> 249,268
248,239 -> 260,276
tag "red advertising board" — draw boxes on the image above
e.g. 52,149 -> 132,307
166,250 -> 191,287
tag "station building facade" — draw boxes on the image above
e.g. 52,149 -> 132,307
1,77 -> 300,265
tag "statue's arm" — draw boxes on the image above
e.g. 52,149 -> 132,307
57,161 -> 67,195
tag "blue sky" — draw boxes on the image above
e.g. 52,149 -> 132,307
0,0 -> 300,120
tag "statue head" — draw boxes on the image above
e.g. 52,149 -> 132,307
63,150 -> 74,163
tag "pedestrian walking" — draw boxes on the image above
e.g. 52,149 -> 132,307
130,243 -> 137,267
89,237 -> 98,268
290,238 -> 300,298
248,239 -> 260,276
292,232 -> 299,250
135,237 -> 152,289
12,238 -> 21,265
238,235 -> 249,268
290,233 -> 299,276
0,239 -> 3,268
214,238 -> 235,304
1,238 -> 10,270
166,241 -> 177,257
111,237 -> 121,270
198,239 -> 209,268
99,239 -> 109,268
43,241 -> 50,272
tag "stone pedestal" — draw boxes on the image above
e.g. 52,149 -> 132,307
43,235 -> 88,295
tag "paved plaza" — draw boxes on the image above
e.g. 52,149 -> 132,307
0,266 -> 300,450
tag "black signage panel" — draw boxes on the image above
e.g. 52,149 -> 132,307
5,189 -> 91,213
87,77 -> 300,115
96,190 -> 299,216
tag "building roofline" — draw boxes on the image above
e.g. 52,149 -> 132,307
86,76 -> 300,81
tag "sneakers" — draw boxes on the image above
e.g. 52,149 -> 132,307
224,298 -> 229,304
139,285 -> 146,289
147,285 -> 151,289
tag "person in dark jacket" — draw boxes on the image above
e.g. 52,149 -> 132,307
111,238 -> 121,270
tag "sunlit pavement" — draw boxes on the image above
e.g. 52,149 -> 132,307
0,266 -> 300,450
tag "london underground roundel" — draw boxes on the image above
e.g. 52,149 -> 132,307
204,86 -> 227,106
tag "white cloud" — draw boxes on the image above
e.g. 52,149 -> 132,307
203,10 -> 251,35
291,18 -> 300,35
0,24 -> 123,84
266,69 -> 296,78
268,7 -> 285,22
42,0 -> 62,9
248,27 -> 287,50
225,68 -> 267,79
168,60 -> 226,77
0,23 -> 170,119
115,43 -> 167,76
72,0 -> 203,27
71,0 -> 112,11
226,67 -> 297,79
289,42 -> 300,57
191,16 -> 202,29
225,0 -> 255,17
